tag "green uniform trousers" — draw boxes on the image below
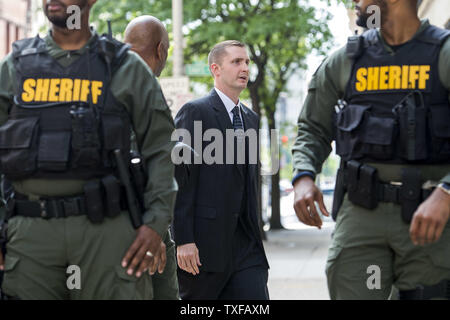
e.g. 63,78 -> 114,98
2,212 -> 178,300
153,229 -> 180,300
326,195 -> 450,300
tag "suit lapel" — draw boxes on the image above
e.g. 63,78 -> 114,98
209,89 -> 233,134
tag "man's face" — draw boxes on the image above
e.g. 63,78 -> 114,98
42,0 -> 89,28
353,0 -> 387,28
214,46 -> 250,92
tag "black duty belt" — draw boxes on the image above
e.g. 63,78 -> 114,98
14,195 -> 88,219
377,182 -> 433,205
340,161 -> 436,224
12,193 -> 127,220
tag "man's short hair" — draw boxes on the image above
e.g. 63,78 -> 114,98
208,40 -> 246,67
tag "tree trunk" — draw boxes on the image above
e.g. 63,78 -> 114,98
248,82 -> 266,240
268,111 -> 283,230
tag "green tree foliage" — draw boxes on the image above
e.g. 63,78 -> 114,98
92,0 -> 338,230
91,1 -> 169,37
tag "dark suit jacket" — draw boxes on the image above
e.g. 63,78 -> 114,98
172,89 -> 268,273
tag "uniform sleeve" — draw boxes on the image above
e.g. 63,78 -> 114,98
0,54 -> 14,127
110,51 -> 177,238
0,54 -> 15,222
439,37 -> 450,185
291,47 -> 350,178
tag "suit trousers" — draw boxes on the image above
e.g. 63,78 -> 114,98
178,216 -> 269,300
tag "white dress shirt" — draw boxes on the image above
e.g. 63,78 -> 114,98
214,87 -> 244,126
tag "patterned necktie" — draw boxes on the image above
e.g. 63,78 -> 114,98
232,106 -> 244,130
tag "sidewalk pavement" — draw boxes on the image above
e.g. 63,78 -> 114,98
263,223 -> 335,300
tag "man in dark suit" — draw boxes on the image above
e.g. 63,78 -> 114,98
172,40 -> 269,300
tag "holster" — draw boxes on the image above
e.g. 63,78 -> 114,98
400,168 -> 422,224
129,151 -> 146,211
347,160 -> 379,210
332,161 -> 347,221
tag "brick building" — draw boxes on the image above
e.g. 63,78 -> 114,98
0,0 -> 32,59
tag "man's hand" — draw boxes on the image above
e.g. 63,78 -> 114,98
293,176 -> 330,229
410,188 -> 450,246
148,241 -> 167,276
122,225 -> 162,278
177,243 -> 201,275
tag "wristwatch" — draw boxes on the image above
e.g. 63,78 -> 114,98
438,182 -> 450,196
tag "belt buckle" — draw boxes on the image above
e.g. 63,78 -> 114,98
39,200 -> 50,219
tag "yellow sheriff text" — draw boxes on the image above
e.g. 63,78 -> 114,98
21,78 -> 103,104
355,65 -> 430,92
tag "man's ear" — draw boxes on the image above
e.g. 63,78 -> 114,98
157,41 -> 164,60
210,63 -> 220,78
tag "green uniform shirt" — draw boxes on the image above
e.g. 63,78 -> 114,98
0,30 -> 177,238
292,20 -> 450,185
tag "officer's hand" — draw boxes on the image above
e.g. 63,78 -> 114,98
122,225 -> 162,278
410,188 -> 450,246
293,176 -> 330,229
148,241 -> 167,276
177,243 -> 202,275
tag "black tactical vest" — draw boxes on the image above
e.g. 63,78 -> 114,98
335,25 -> 450,164
0,34 -> 132,180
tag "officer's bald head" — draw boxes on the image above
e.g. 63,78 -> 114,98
124,16 -> 169,77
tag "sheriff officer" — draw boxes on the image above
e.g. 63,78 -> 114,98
0,0 -> 176,299
292,0 -> 450,299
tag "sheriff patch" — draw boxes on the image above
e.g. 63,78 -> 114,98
355,65 -> 431,92
21,78 -> 104,104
